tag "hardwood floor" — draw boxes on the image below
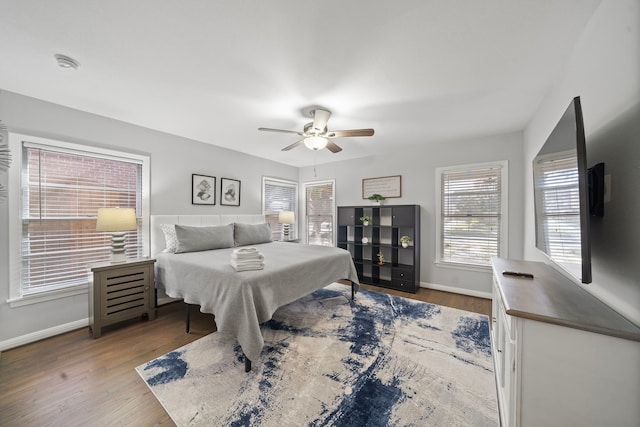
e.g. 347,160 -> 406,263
0,283 -> 490,427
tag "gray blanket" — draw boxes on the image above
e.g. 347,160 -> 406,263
155,241 -> 359,362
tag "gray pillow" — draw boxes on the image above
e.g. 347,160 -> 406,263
234,222 -> 272,246
174,224 -> 235,253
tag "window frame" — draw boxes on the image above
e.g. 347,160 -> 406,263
435,160 -> 508,271
262,176 -> 298,241
303,179 -> 336,246
8,133 -> 150,307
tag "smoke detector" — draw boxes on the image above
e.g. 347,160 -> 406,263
54,54 -> 80,70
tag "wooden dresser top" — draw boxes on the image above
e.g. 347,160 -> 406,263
492,257 -> 640,342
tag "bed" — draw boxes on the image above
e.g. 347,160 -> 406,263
150,215 -> 359,371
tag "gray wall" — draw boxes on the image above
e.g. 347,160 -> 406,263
523,0 -> 640,325
299,131 -> 525,296
0,90 -> 297,346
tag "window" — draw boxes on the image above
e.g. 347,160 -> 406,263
9,134 -> 149,304
262,177 -> 298,240
532,151 -> 581,263
304,180 -> 335,246
436,161 -> 508,268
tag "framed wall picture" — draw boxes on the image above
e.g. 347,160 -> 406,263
220,177 -> 241,206
192,174 -> 216,205
362,175 -> 402,199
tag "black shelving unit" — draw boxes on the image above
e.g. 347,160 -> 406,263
337,204 -> 420,293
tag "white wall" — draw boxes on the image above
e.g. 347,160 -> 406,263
523,0 -> 640,325
299,131 -> 525,297
0,90 -> 298,348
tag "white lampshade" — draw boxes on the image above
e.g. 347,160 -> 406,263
96,208 -> 137,232
303,136 -> 328,151
278,211 -> 296,224
96,208 -> 137,262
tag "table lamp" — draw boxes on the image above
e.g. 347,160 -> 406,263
96,208 -> 137,262
278,211 -> 295,241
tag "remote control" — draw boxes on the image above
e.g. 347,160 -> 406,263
502,271 -> 534,279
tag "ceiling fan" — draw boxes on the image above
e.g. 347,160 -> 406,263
258,107 -> 374,153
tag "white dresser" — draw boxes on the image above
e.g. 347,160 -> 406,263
491,258 -> 640,427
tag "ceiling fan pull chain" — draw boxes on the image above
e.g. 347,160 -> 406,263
314,152 -> 318,178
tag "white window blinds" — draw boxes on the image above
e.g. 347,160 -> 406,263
262,177 -> 298,240
305,180 -> 335,246
533,153 -> 581,263
21,145 -> 143,294
438,163 -> 506,266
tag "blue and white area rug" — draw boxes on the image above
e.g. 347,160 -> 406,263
136,283 -> 498,426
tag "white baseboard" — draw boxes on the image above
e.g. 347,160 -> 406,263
0,318 -> 89,353
419,281 -> 492,300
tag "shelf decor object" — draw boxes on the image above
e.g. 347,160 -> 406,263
278,210 -> 295,240
96,207 -> 137,262
338,204 -> 420,293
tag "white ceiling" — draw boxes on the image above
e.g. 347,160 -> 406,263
0,0 -> 600,167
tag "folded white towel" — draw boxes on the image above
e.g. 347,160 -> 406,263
231,252 -> 264,261
231,252 -> 264,262
230,247 -> 264,271
233,265 -> 264,272
231,261 -> 265,271
231,258 -> 264,267
233,247 -> 258,254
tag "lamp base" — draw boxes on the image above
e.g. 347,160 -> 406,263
282,224 -> 290,241
110,232 -> 128,263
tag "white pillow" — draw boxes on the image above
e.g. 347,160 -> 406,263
160,224 -> 179,253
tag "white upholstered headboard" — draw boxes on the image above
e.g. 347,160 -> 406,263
150,214 -> 265,257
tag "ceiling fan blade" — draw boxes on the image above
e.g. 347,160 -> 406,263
312,108 -> 331,133
258,127 -> 303,136
326,128 -> 375,138
325,140 -> 343,153
281,140 -> 304,151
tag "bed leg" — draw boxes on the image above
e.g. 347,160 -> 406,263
244,355 -> 252,372
185,303 -> 191,334
351,281 -> 356,300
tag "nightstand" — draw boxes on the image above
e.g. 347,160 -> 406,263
89,258 -> 156,338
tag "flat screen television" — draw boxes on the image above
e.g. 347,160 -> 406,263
532,96 -> 603,284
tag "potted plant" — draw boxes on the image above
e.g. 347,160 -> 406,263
367,193 -> 386,205
359,215 -> 371,226
400,235 -> 411,248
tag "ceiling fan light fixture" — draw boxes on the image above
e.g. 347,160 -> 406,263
304,136 -> 328,150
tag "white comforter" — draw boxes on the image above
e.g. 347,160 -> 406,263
155,241 -> 359,363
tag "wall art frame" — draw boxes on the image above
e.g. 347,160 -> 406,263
362,175 -> 402,199
192,174 -> 216,205
220,177 -> 241,206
